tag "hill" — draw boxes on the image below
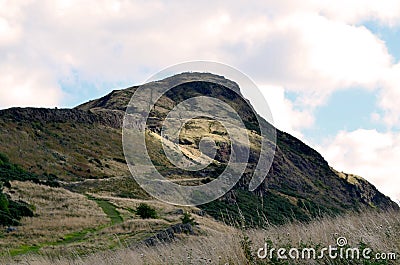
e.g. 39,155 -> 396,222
0,72 -> 398,256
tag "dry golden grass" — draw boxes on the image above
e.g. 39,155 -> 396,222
248,210 -> 400,264
1,209 -> 398,265
1,181 -> 109,251
4,232 -> 245,265
1,183 -> 213,257
249,210 -> 400,252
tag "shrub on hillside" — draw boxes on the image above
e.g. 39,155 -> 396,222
0,185 -> 34,226
136,203 -> 157,219
181,212 -> 198,226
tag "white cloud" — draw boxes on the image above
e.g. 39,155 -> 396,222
0,16 -> 21,45
0,65 -> 63,109
0,0 -> 397,107
314,0 -> 400,26
294,15 -> 391,86
377,63 -> 400,128
260,84 -> 314,140
319,129 -> 400,203
238,13 -> 393,108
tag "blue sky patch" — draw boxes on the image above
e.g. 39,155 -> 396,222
303,88 -> 386,144
362,21 -> 400,62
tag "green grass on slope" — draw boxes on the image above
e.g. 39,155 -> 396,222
5,196 -> 123,257
201,189 -> 311,227
86,195 -> 123,225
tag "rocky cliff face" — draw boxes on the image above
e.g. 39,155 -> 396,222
0,107 -> 123,129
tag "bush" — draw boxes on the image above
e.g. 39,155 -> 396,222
136,203 -> 157,219
0,186 -> 34,226
0,190 -> 9,215
8,199 -> 34,219
181,212 -> 198,226
0,153 -> 9,165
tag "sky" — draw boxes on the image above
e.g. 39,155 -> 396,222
0,0 -> 399,203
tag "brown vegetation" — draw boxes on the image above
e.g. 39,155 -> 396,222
1,209 -> 398,264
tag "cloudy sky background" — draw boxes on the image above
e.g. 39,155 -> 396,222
1,0 -> 399,203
